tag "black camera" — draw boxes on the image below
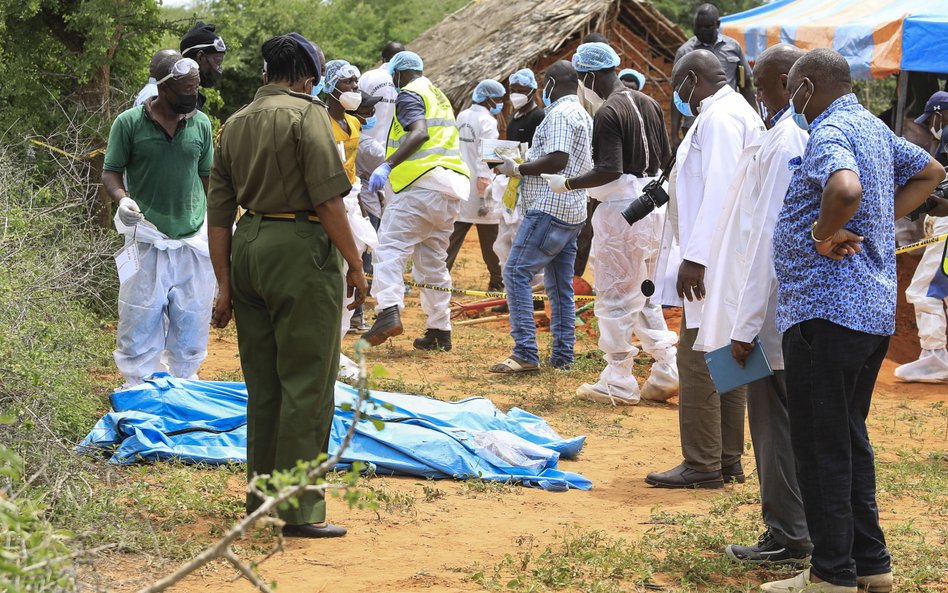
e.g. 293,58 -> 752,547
620,155 -> 676,226
905,178 -> 948,221
621,178 -> 670,225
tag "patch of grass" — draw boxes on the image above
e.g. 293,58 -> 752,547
461,477 -> 523,499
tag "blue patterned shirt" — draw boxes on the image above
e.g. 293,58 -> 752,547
773,94 -> 931,335
519,95 -> 593,224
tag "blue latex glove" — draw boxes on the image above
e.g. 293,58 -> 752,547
368,162 -> 392,193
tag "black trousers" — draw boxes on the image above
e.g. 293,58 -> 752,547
445,221 -> 503,290
783,319 -> 891,587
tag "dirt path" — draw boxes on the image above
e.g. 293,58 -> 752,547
137,235 -> 946,593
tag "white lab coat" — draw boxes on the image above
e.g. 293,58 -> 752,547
358,65 -> 398,145
455,105 -> 502,224
654,85 -> 764,328
693,112 -> 808,369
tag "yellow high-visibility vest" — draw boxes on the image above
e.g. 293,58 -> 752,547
386,77 -> 470,193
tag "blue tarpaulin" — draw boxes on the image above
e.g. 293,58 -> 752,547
79,374 -> 590,491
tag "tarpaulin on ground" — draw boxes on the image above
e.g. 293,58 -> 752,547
721,0 -> 948,78
79,374 -> 590,491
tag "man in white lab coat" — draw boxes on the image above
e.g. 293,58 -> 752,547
692,45 -> 813,566
646,49 -> 764,488
446,79 -> 505,291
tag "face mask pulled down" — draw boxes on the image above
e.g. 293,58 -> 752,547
578,73 -> 604,116
789,81 -> 812,131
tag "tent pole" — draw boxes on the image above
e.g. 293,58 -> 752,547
895,70 -> 908,137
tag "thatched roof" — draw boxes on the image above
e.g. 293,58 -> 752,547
409,0 -> 687,108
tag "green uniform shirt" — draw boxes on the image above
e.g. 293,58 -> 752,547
207,85 -> 352,228
103,102 -> 213,239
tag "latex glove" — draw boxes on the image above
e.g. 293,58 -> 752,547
541,173 -> 568,193
367,162 -> 392,193
494,156 -> 520,178
476,176 -> 491,196
118,197 -> 143,226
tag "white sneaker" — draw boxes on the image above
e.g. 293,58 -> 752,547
575,383 -> 639,406
641,361 -> 678,401
760,569 -> 856,593
894,348 -> 948,382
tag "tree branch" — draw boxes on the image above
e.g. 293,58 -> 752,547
134,340 -> 373,593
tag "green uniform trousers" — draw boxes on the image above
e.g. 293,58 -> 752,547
231,213 -> 342,525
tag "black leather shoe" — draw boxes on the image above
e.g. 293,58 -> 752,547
363,306 -> 403,346
282,523 -> 347,538
722,461 -> 746,484
645,463 -> 724,489
413,328 -> 452,351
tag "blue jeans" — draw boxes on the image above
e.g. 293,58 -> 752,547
503,210 -> 583,368
783,319 -> 891,586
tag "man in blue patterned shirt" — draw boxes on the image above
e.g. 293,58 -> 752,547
763,49 -> 943,593
489,61 -> 593,373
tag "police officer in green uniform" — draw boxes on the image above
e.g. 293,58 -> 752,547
207,33 -> 367,538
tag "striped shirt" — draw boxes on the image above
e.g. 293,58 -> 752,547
519,95 -> 593,224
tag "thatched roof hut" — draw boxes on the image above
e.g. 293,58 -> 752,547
409,0 -> 687,114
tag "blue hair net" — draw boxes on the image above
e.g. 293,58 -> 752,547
388,51 -> 424,74
619,68 -> 646,90
324,59 -> 361,94
472,79 -> 505,103
572,42 -> 620,72
508,68 -> 537,90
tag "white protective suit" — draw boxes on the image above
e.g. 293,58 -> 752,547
340,181 -> 380,334
693,111 -> 808,368
357,65 -> 398,146
456,105 -> 502,224
585,174 -> 679,402
371,168 -> 468,331
113,213 -> 215,386
896,215 -> 948,381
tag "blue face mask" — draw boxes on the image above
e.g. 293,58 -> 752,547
542,79 -> 555,108
789,81 -> 812,131
311,78 -> 324,97
489,101 -> 503,116
361,115 -> 377,130
673,73 -> 695,118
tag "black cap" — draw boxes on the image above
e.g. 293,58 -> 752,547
181,22 -> 226,57
360,91 -> 383,108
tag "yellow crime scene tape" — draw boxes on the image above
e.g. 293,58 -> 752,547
366,274 -> 597,302
30,139 -> 106,161
896,233 -> 948,255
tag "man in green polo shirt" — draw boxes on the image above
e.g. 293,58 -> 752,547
102,50 -> 215,387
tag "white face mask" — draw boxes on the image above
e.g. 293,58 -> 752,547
338,90 -> 362,111
578,75 -> 604,116
932,126 -> 943,141
510,92 -> 531,110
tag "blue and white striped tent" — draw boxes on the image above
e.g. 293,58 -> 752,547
721,0 -> 948,78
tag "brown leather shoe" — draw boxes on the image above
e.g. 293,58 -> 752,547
282,523 -> 347,538
645,463 -> 724,489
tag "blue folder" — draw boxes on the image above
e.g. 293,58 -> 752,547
704,338 -> 773,394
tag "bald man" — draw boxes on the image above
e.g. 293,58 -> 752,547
692,44 -> 812,566
763,48 -> 943,593
646,49 -> 764,489
134,48 -> 178,106
671,3 -> 755,146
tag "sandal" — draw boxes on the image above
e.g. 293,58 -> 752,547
489,356 -> 540,374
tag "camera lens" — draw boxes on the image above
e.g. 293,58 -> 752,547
621,197 -> 654,226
